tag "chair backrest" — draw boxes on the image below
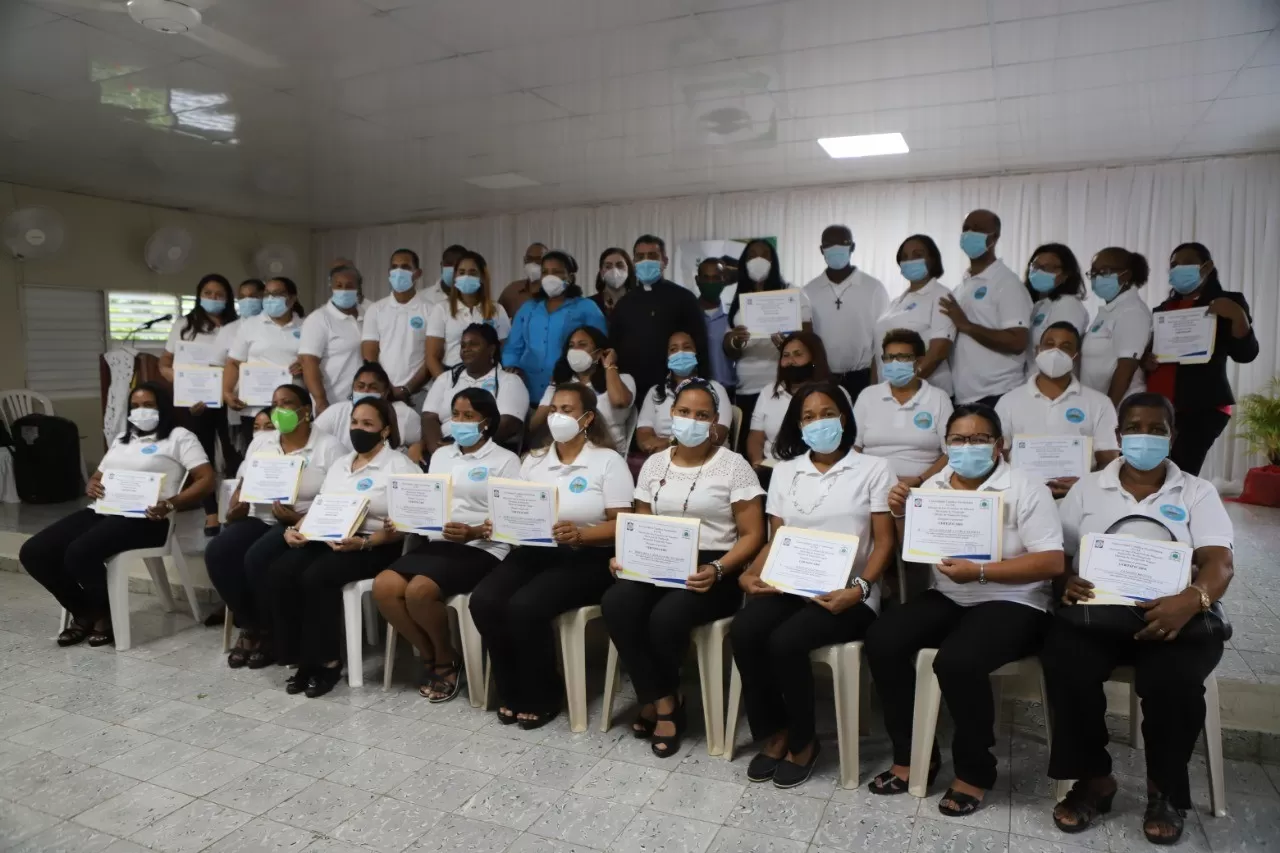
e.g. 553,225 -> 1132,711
0,390 -> 54,430
620,410 -> 638,456
728,405 -> 743,450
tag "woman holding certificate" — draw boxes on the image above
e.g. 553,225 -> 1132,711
1079,248 -> 1152,407
207,384 -> 345,669
635,330 -> 732,460
730,380 -> 895,788
373,388 -> 521,702
469,383 -> 634,729
22,383 -> 215,648
602,378 -> 765,757
530,325 -> 636,454
224,276 -> 306,432
1042,393 -> 1235,845
865,403 -> 1064,815
269,398 -> 420,697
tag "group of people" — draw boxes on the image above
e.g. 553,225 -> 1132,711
17,208 -> 1256,848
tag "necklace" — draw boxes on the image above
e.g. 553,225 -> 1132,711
828,274 -> 856,310
652,446 -> 714,515
786,467 -> 841,515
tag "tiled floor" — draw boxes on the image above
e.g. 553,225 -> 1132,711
2,572 -> 1280,853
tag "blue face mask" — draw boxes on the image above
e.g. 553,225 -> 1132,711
882,361 -> 916,388
1092,274 -> 1122,303
351,391 -> 378,406
451,420 -> 483,448
635,259 -> 662,285
801,418 -> 843,454
947,444 -> 996,479
899,259 -> 929,282
263,295 -> 290,318
237,297 -> 262,317
200,298 -> 226,314
670,416 -> 710,447
441,267 -> 455,287
667,351 -> 697,376
454,275 -> 482,295
331,290 -> 359,310
1028,269 -> 1058,294
823,244 -> 852,270
389,268 -> 415,293
1169,264 -> 1202,294
960,230 -> 990,259
1121,434 -> 1170,471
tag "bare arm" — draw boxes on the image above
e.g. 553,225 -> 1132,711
425,337 -> 447,378
917,338 -> 953,380
1106,358 -> 1140,408
959,323 -> 1028,355
360,341 -> 380,365
858,512 -> 896,585
746,429 -> 766,466
159,350 -> 175,384
222,358 -> 246,410
603,366 -> 633,409
422,412 -> 445,455
720,498 -> 766,574
298,354 -> 329,412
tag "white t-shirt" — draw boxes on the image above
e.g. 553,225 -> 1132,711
730,290 -> 813,396
98,427 -> 209,502
235,429 -> 346,522
317,444 -> 422,534
1059,458 -> 1234,567
425,299 -> 512,366
228,313 -> 305,416
995,377 -> 1120,457
920,459 -> 1063,610
874,279 -> 957,396
425,438 -> 522,559
519,442 -> 634,527
539,374 -> 637,455
949,260 -> 1033,404
1028,295 -> 1090,359
164,318 -> 226,364
804,269 -> 889,373
767,450 -> 895,612
360,292 -> 432,388
1081,287 -> 1152,399
423,367 -> 530,439
750,384 -> 853,461
853,381 -> 953,478
298,302 -> 365,405
637,379 -> 732,439
635,447 -> 764,552
313,399 -> 423,451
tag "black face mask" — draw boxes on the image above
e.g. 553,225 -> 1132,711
349,429 -> 384,454
696,279 -> 725,303
779,364 -> 815,384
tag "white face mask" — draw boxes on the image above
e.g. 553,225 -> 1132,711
745,256 -> 772,283
602,267 -> 627,290
566,349 -> 595,374
1035,348 -> 1075,379
128,407 -> 161,433
547,412 -> 583,443
541,275 -> 567,298
524,262 -> 542,282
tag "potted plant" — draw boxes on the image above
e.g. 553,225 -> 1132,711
1235,377 -> 1280,506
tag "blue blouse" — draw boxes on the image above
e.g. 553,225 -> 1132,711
502,296 -> 607,396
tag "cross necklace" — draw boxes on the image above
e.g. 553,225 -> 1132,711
829,279 -> 855,309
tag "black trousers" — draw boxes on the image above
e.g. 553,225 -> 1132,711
177,405 -> 241,516
205,520 -> 291,631
265,540 -> 401,667
1041,618 -> 1223,809
865,589 -> 1049,789
733,393 -> 759,454
731,594 -> 877,753
600,551 -> 738,705
1171,408 -> 1230,476
468,545 -> 614,714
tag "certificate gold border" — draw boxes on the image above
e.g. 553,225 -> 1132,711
761,525 -> 861,597
614,512 -> 701,587
901,488 -> 1003,563
387,473 -> 453,533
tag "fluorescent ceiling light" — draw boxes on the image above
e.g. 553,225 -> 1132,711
463,172 -> 540,190
817,133 -> 909,159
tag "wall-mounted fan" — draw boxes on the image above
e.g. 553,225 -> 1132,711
2,207 -> 66,260
254,244 -> 299,279
145,226 -> 194,273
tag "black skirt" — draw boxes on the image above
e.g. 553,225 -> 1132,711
386,539 -> 501,597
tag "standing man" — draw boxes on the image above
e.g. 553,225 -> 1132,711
499,242 -> 547,317
611,234 -> 708,406
695,257 -> 736,396
941,209 -> 1032,407
803,224 -> 888,404
361,248 -> 432,406
299,264 -> 365,414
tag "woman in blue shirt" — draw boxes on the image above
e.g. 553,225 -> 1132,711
502,250 -> 608,398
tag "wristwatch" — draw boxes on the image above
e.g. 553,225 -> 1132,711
853,577 -> 871,600
1188,582 -> 1212,612
978,563 -> 988,584
160,499 -> 176,515
711,560 -> 725,582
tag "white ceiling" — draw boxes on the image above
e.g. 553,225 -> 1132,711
2,0 -> 1278,228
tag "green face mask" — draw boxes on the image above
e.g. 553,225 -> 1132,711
696,279 -> 725,303
271,407 -> 300,434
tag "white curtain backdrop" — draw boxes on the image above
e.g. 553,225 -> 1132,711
315,153 -> 1280,491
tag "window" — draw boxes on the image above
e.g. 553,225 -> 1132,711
105,292 -> 193,343
23,286 -> 106,399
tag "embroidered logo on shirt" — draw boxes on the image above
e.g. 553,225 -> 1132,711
1159,504 -> 1188,522
905,302 -> 917,311
141,444 -> 158,455
1064,408 -> 1086,424
1033,313 -> 1046,326
409,316 -> 425,330
356,478 -> 374,491
480,379 -> 496,393
568,476 -> 588,493
1090,321 -> 1103,333
913,412 -> 933,429
293,329 -> 302,338
973,286 -> 988,300
468,467 -> 488,482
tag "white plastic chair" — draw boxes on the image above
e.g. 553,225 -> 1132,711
728,405 -> 743,450
908,650 -> 1053,797
599,616 -> 733,755
0,389 -> 88,484
57,516 -> 204,651
341,578 -> 383,688
382,593 -> 487,708
724,641 -> 870,788
222,609 -> 234,651
557,605 -> 602,732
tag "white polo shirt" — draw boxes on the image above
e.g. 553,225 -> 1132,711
298,302 -> 365,405
1028,295 -> 1090,358
539,373 -> 637,455
164,318 -> 226,364
423,367 -> 530,439
313,399 -> 422,451
228,313 -> 306,417
950,260 -> 1033,404
995,376 -> 1119,457
425,299 -> 512,366
1081,287 -> 1151,399
98,427 -> 209,502
853,381 -> 952,478
425,438 -> 522,558
1059,459 -> 1233,567
236,429 -> 346,522
519,442 -> 634,527
921,459 -> 1063,610
316,443 -> 422,534
874,279 -> 956,396
635,447 -> 763,551
804,269 -> 888,374
767,450 -> 895,612
730,291 -> 813,396
360,291 -> 431,388
751,384 -> 853,461
638,379 -> 732,439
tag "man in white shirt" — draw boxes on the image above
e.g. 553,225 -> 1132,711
804,224 -> 889,403
361,248 -> 432,405
942,210 -> 1033,406
299,264 -> 364,414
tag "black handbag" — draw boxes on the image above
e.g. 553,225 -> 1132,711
1056,514 -> 1231,641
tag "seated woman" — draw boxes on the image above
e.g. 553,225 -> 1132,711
313,361 -> 422,457
373,388 -> 521,702
269,398 -> 421,697
530,325 -> 636,454
469,383 -> 634,729
207,384 -> 345,669
421,323 -> 529,457
731,380 -> 896,788
865,403 -> 1064,815
635,330 -> 732,459
1043,393 -> 1234,846
746,331 -> 842,469
21,383 -> 215,647
602,378 -> 765,757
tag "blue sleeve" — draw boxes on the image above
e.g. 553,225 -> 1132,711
580,298 -> 607,335
502,302 -> 530,368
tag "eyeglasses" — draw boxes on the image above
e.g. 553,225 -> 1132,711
945,434 -> 997,446
882,354 -> 916,363
1087,269 -> 1121,280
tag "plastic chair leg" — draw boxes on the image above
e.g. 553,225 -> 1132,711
362,594 -> 378,645
1204,674 -> 1226,817
829,645 -> 862,789
1130,684 -> 1144,749
450,596 -> 486,708
106,557 -> 133,651
222,609 -> 234,652
343,585 -> 365,687
908,648 -> 942,797
600,641 -> 619,733
383,626 -> 398,690
145,557 -> 178,612
694,623 -> 727,756
724,663 -> 742,762
168,546 -> 204,622
1038,666 -> 1053,747
557,610 -> 590,733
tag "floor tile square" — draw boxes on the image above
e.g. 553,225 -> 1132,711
207,764 -> 317,815
527,790 -> 637,850
457,777 -> 563,831
266,780 -> 379,834
331,796 -> 444,853
129,799 -> 253,853
72,782 -> 193,837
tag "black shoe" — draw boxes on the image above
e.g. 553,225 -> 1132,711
285,666 -> 313,694
517,708 -> 559,730
247,649 -> 275,669
773,740 -> 821,789
649,700 -> 686,758
747,751 -> 782,783
305,666 -> 342,698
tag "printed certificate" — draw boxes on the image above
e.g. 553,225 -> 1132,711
239,455 -> 304,504
489,478 -> 557,547
94,470 -> 164,517
1078,533 -> 1193,604
387,474 -> 451,534
241,363 -> 292,406
1010,435 -> 1092,481
761,526 -> 860,597
902,488 -> 1002,564
1153,307 -> 1215,365
173,366 -> 224,408
298,494 -> 368,541
174,341 -> 223,367
615,513 -> 700,588
740,289 -> 804,337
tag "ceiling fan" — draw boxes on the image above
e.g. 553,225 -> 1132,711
44,0 -> 282,69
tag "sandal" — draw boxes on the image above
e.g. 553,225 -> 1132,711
774,740 -> 821,789
517,708 -> 560,730
285,666 -> 313,695
415,660 -> 437,699
227,633 -> 255,669
425,660 -> 465,704
495,707 -> 518,725
1142,792 -> 1185,846
938,787 -> 984,817
57,621 -> 90,647
247,649 -> 275,669
87,629 -> 114,648
1053,780 -> 1116,834
649,700 -> 686,758
305,665 -> 343,698
632,711 -> 657,739
869,753 -> 941,796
